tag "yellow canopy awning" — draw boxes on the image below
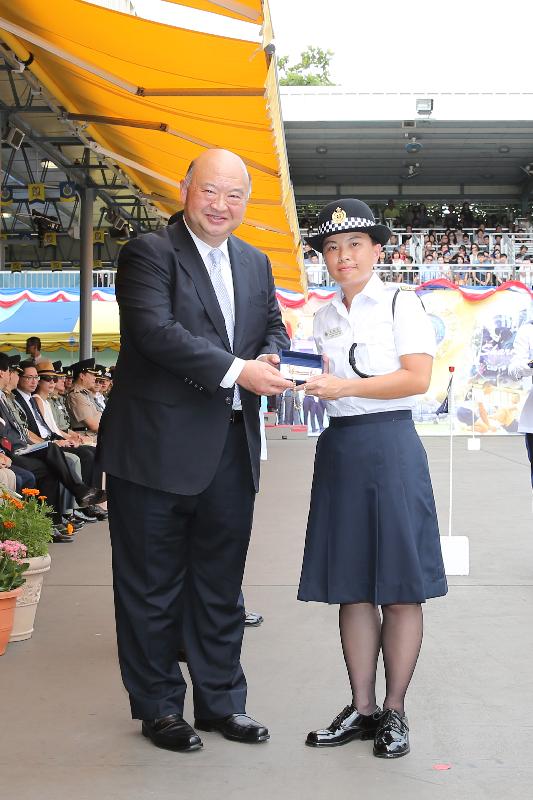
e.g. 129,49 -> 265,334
163,0 -> 264,23
0,0 -> 304,291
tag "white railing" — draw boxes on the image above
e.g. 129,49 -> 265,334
305,264 -> 530,288
0,270 -> 117,290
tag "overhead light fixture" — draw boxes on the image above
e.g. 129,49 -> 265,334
105,207 -> 127,230
498,146 -> 510,154
416,98 -> 433,116
4,125 -> 25,150
316,146 -> 328,155
30,210 -> 61,240
41,160 -> 58,169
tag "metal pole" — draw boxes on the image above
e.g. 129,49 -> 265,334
79,187 -> 94,360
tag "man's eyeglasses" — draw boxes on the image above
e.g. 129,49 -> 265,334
39,375 -> 58,383
21,375 -> 39,380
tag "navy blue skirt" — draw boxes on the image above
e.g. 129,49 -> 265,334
298,411 -> 448,605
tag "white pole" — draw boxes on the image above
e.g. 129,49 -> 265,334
448,368 -> 455,538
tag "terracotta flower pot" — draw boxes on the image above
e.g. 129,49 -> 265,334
0,587 -> 23,656
10,554 -> 52,642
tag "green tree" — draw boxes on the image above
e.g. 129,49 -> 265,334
278,46 -> 335,86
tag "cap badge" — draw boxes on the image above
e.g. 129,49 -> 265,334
331,207 -> 347,224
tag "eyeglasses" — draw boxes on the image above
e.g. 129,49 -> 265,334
21,375 -> 39,380
39,375 -> 58,383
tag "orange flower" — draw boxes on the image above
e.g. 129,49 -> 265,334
38,496 -> 47,502
22,488 -> 40,496
3,520 -> 15,529
66,523 -> 74,536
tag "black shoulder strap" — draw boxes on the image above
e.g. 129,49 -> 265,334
392,287 -> 425,319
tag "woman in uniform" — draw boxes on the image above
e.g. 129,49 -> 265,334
298,199 -> 447,759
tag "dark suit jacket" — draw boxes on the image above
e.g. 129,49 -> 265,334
12,390 -> 42,437
97,214 -> 289,494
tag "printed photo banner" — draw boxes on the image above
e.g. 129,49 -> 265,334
0,281 -> 531,435
277,282 -> 533,437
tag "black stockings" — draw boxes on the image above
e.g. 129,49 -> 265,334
338,602 -> 423,715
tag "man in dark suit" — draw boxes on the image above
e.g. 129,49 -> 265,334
98,148 -> 291,753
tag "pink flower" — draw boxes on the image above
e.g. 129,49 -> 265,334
0,539 -> 27,563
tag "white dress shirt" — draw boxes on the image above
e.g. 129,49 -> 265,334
184,221 -> 245,402
17,389 -> 50,438
508,321 -> 533,433
313,272 -> 436,417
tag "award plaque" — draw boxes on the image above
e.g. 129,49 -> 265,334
279,350 -> 323,384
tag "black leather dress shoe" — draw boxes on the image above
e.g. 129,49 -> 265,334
73,509 -> 98,523
142,714 -> 202,752
51,528 -> 75,543
84,504 -> 109,520
244,611 -> 263,627
306,704 -> 382,747
76,487 -> 107,508
61,516 -> 85,531
373,709 -> 410,759
195,714 -> 269,743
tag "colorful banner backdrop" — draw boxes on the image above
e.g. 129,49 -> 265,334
277,281 -> 533,436
0,281 -> 531,435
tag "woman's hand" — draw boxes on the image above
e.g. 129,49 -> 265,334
303,373 -> 348,401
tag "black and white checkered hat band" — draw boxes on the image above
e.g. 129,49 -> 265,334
318,216 -> 375,235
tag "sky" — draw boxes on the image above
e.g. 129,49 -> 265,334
131,0 -> 533,93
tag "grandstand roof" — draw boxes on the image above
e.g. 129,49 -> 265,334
282,89 -> 533,204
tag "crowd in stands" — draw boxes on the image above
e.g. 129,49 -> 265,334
302,201 -> 533,288
0,336 -> 112,543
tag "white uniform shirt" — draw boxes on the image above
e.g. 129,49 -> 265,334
508,321 -> 533,433
313,272 -> 436,417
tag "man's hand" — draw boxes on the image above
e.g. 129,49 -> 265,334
237,359 -> 292,396
257,353 -> 281,368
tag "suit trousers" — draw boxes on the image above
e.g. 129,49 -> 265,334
107,422 -> 256,721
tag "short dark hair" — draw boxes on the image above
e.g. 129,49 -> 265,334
19,360 -> 36,373
26,336 -> 41,349
0,353 -> 9,371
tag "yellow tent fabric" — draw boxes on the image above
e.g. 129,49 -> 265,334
0,0 -> 304,291
163,0 -> 264,23
74,300 -> 121,351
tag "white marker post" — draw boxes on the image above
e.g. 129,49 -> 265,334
440,366 -> 470,575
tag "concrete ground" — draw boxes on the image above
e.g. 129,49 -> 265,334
2,436 -> 533,800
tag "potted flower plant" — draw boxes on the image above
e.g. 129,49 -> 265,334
0,488 -> 55,642
0,539 -> 29,655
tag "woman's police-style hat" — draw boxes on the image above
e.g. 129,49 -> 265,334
307,199 -> 392,251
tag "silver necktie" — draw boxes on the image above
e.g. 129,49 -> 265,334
208,248 -> 240,407
208,248 -> 234,348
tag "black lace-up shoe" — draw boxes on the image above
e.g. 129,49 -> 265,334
306,704 -> 382,747
142,714 -> 203,752
195,714 -> 269,743
373,709 -> 410,758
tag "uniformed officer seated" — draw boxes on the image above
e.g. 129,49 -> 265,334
66,359 -> 103,434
